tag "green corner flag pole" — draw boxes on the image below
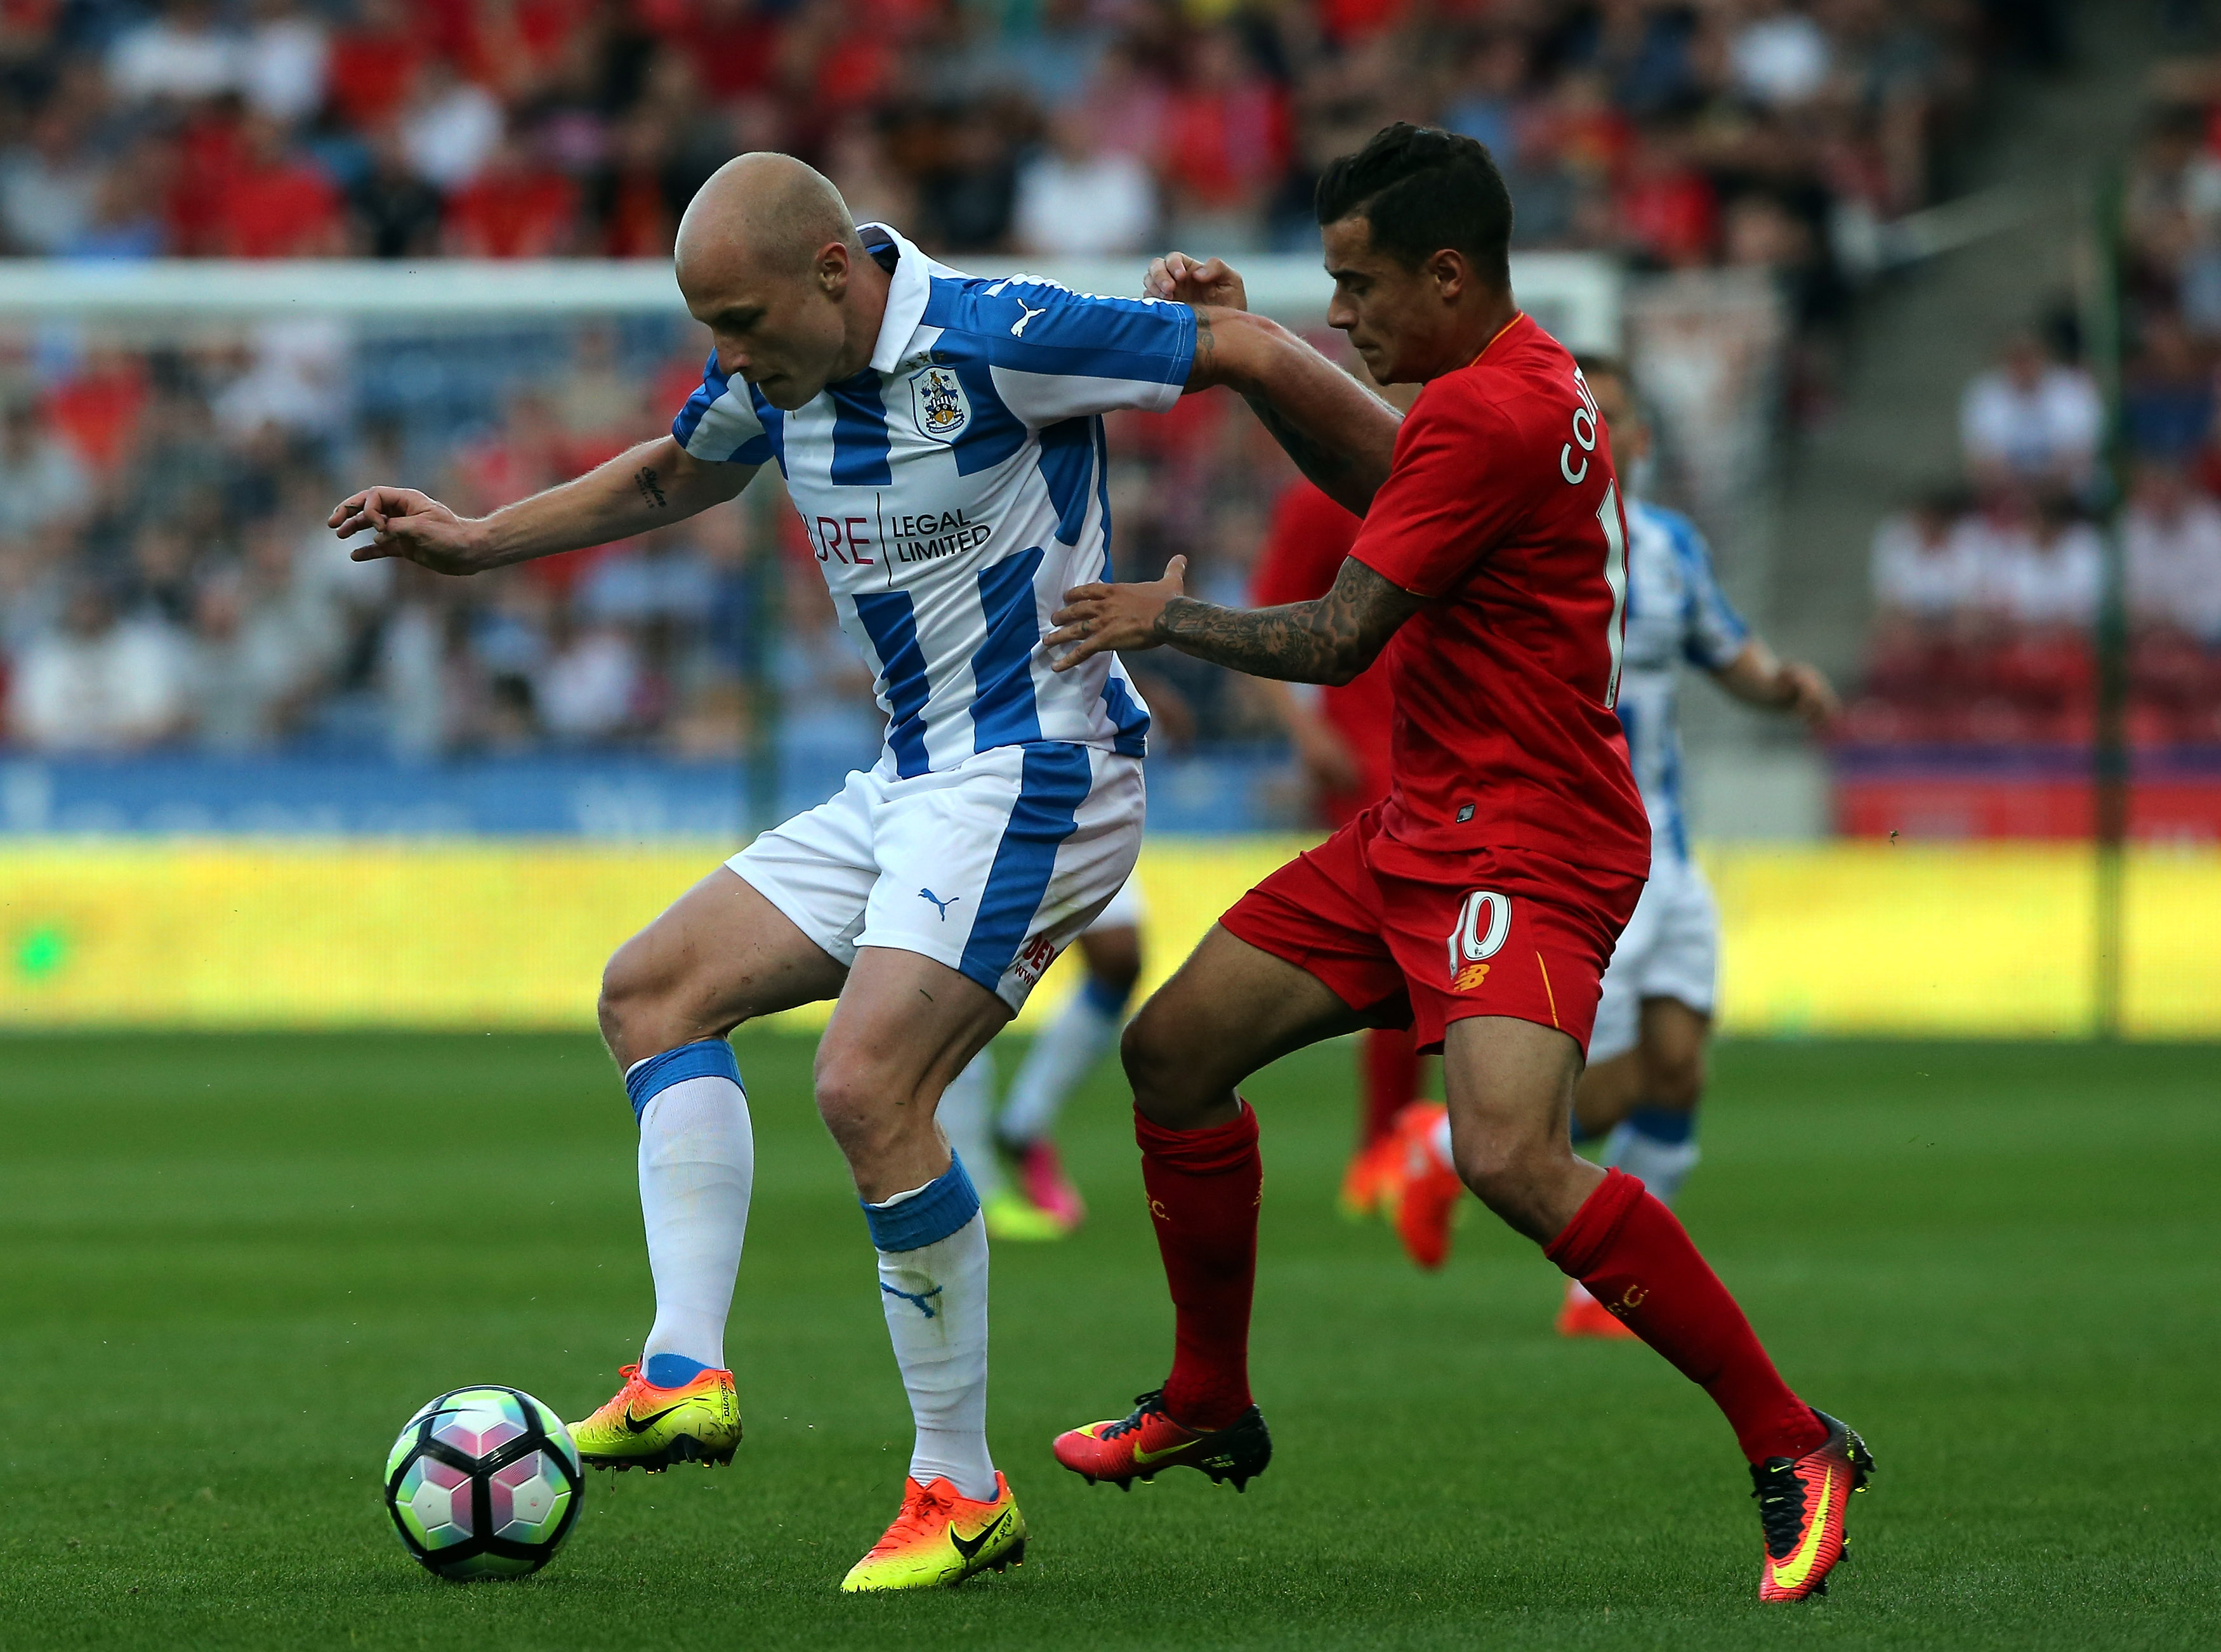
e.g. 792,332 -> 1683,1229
2085,167 -> 2129,1040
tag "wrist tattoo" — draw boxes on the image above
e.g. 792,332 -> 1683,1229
633,466 -> 668,509
1153,560 -> 1423,685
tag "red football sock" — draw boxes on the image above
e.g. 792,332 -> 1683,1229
1359,1028 -> 1420,1146
1546,1168 -> 1825,1464
1137,1101 -> 1262,1431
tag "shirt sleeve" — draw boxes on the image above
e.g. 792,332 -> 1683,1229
1346,384 -> 1526,597
669,353 -> 774,466
972,280 -> 1196,425
1671,515 -> 1750,670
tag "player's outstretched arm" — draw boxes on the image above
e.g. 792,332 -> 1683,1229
1148,252 -> 1399,518
1713,639 -> 1840,728
328,436 -> 753,576
1048,552 -> 1423,686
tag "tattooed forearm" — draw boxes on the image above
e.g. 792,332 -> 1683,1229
1244,392 -> 1354,495
1151,558 -> 1425,685
633,466 -> 668,509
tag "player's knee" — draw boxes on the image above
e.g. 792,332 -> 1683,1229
812,1053 -> 906,1165
1119,1006 -> 1206,1125
1452,1130 -> 1567,1235
596,942 -> 656,1051
1649,1050 -> 1705,1110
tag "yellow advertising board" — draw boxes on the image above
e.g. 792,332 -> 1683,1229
1,839 -> 2215,1038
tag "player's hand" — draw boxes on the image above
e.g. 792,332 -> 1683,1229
1046,555 -> 1189,671
1781,660 -> 1840,728
1144,252 -> 1248,313
329,487 -> 489,576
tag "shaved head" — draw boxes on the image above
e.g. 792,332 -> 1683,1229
676,152 -> 859,283
673,152 -> 889,412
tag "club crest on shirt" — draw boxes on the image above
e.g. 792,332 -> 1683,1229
909,365 -> 970,443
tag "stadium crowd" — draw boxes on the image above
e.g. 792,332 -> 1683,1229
1846,81 -> 2221,751
0,0 -> 2034,757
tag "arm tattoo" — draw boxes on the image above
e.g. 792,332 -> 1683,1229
1191,310 -> 1218,384
1242,391 -> 1354,496
1152,557 -> 1424,685
633,466 -> 668,509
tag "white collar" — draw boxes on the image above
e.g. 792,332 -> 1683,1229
861,221 -> 932,376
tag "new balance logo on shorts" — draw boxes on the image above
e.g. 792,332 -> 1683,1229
1447,890 -> 1512,986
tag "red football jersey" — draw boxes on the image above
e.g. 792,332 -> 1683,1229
1346,313 -> 1649,882
1250,479 -> 1394,821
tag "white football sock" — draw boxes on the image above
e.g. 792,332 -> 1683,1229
996,977 -> 1124,1145
626,1052 -> 754,1373
866,1164 -> 996,1502
937,1051 -> 1006,1200
1602,1112 -> 1702,1207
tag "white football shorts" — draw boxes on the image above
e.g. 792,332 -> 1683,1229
1588,850 -> 1720,1065
1086,872 -> 1146,933
727,742 -> 1144,1013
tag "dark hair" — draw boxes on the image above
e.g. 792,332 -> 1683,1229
1315,122 -> 1513,288
1573,352 -> 1628,386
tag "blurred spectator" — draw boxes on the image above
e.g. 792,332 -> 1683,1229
1013,110 -> 1157,257
107,0 -> 241,106
350,129 -> 444,259
1,105 -> 96,254
534,605 -> 640,742
2125,462 -> 2221,642
1982,496 -> 2102,631
0,398 -> 88,535
1870,487 -> 1980,627
184,530 -> 334,752
326,0 -> 426,133
443,134 -> 578,257
1729,0 -> 1833,109
2122,311 -> 2214,464
8,579 -> 191,752
214,115 -> 344,258
1959,332 -> 2102,496
240,0 -> 327,126
1161,28 -> 1288,250
400,59 -> 503,193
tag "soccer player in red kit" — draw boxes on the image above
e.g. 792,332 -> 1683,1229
1043,124 -> 1872,1603
1251,478 -> 1425,1217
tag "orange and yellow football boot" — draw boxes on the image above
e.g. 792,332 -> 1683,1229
1383,1103 -> 1462,1269
1555,1280 -> 1640,1339
839,1472 -> 1026,1592
1336,1132 -> 1402,1221
1753,1410 -> 1876,1601
1053,1389 -> 1272,1491
569,1363 -> 742,1472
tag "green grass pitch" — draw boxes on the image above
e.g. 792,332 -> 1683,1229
0,1032 -> 2215,1650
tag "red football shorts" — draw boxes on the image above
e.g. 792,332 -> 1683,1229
1220,808 -> 1643,1056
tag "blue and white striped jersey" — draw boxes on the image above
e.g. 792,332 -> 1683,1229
1616,498 -> 1749,861
672,223 -> 1192,776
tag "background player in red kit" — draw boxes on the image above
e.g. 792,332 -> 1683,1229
1250,473 -> 1425,1217
1044,124 -> 1873,1603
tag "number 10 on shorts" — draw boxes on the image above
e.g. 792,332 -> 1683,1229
1447,890 -> 1512,990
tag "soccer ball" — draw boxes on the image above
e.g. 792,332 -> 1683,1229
383,1386 -> 583,1580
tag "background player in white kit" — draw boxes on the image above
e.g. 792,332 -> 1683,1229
1385,357 -> 1838,1311
940,879 -> 1145,1240
328,153 -> 1397,1591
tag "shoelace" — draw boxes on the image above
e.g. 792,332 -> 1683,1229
1097,1391 -> 1172,1441
871,1483 -> 956,1553
1750,1460 -> 1812,1559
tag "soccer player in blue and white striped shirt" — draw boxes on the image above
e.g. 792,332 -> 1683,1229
330,151 -> 1399,1591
